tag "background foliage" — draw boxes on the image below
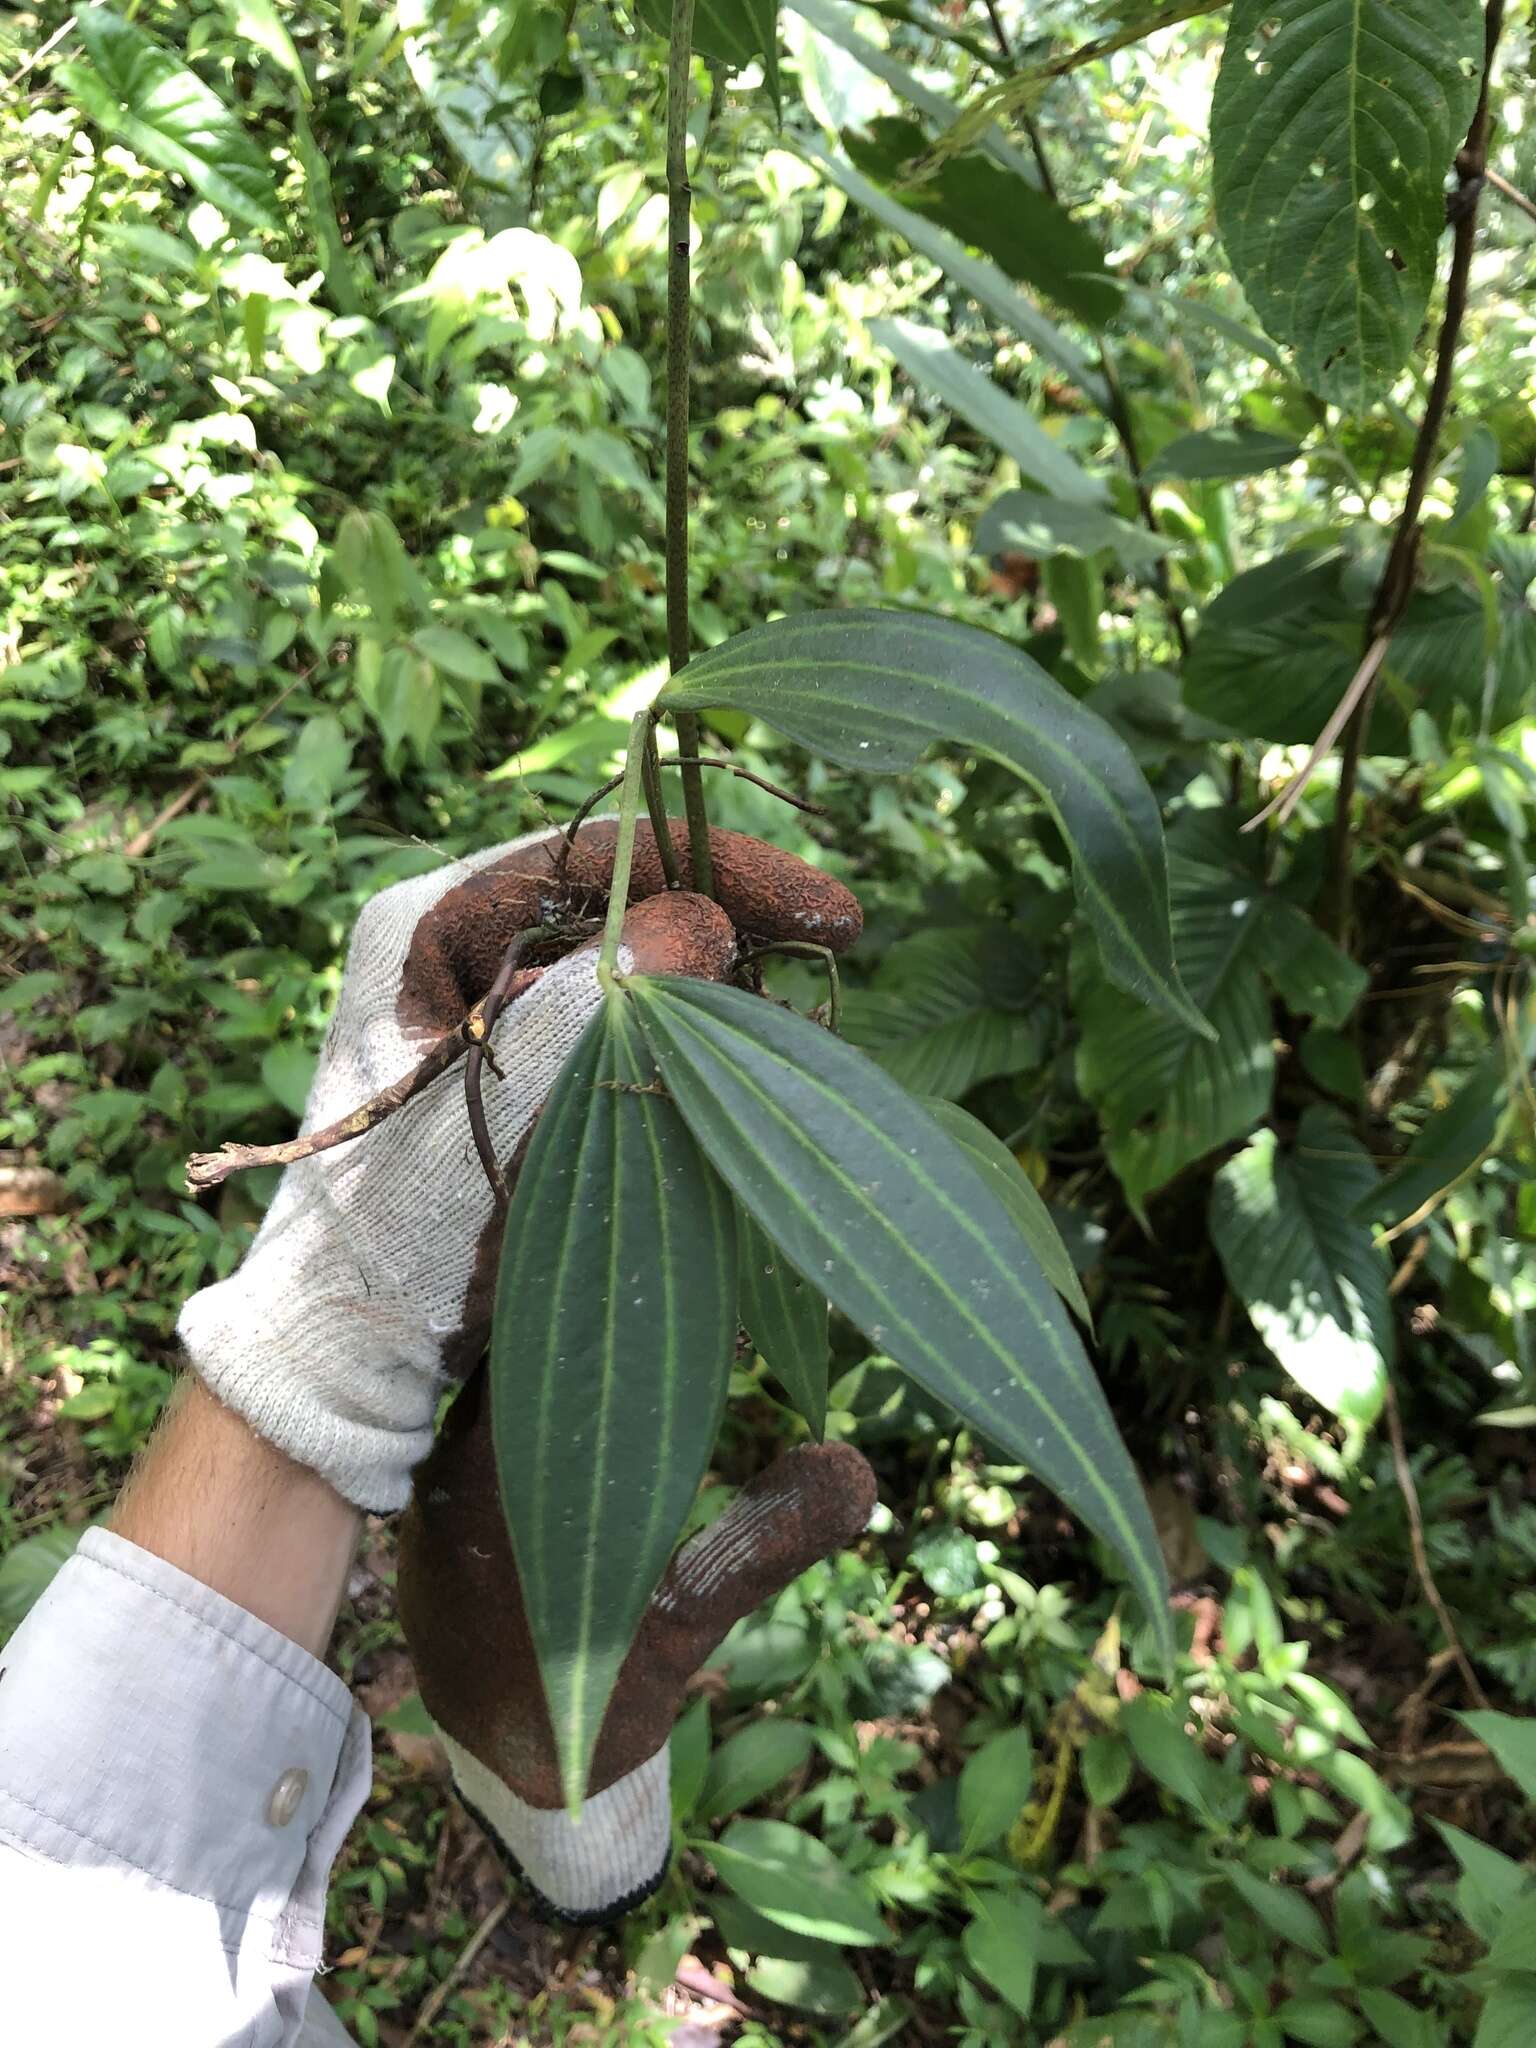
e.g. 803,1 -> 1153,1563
4,0 -> 1536,2041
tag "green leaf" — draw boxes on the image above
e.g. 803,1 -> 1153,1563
661,609 -> 1205,1035
1224,1864 -> 1329,1959
711,1893 -> 845,1962
846,118 -> 1116,327
398,0 -> 526,191
1075,853 -> 1274,1210
739,1213 -> 829,1438
1483,1888 -> 1536,1973
1211,0 -> 1484,408
746,1953 -> 865,2016
698,1718 -> 817,1821
870,318 -> 1103,507
974,489 -> 1174,573
1121,1696 -> 1240,1824
1476,1983 -> 1536,2048
1362,1054 -> 1508,1230
626,977 -> 1174,1663
58,11 -> 281,233
260,1043 -> 317,1118
800,139 -> 1109,405
962,1892 -> 1042,2020
636,0 -> 780,103
1459,1711 -> 1536,1804
1432,1820 -> 1535,1946
1143,426 -> 1303,482
216,0 -> 310,97
958,1727 -> 1034,1855
670,1696 -> 713,1821
491,997 -> 738,1811
412,623 -> 501,684
1253,903 -> 1367,1029
1274,1997 -> 1362,2048
711,1819 -> 890,1946
1210,1106 -> 1392,1431
1081,1732 -> 1133,1807
839,926 -> 1047,1100
923,1100 -> 1090,1324
0,1524 -> 86,1639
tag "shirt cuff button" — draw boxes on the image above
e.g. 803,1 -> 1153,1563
265,1767 -> 310,1828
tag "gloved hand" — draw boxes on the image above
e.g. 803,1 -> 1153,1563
178,819 -> 862,1512
398,1367 -> 877,1921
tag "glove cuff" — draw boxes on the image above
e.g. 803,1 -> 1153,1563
438,1731 -> 671,1924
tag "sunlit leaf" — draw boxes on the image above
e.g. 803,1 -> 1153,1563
627,977 -> 1174,1661
491,996 -> 738,1810
662,608 -> 1206,1034
1211,0 -> 1483,407
1210,1106 -> 1392,1431
58,11 -> 281,232
710,1819 -> 890,1945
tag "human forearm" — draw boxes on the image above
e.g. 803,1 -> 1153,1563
113,1375 -> 360,1660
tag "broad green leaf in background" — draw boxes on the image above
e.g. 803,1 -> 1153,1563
1459,1710 -> 1536,1804
924,1099 -> 1091,1324
711,1819 -> 890,1945
1074,853 -> 1274,1210
800,138 -> 1109,405
738,1211 -> 829,1438
1143,425 -> 1302,482
1210,0 -> 1484,409
398,0 -> 526,190
1361,1053 -> 1509,1230
1224,1863 -> 1329,1959
746,1953 -> 865,2016
838,925 -> 1047,1101
974,488 -> 1173,573
0,1524 -> 87,1640
962,1892 -> 1042,2020
957,1726 -> 1035,1854
1476,1982 -> 1536,2048
636,0 -> 780,105
57,11 -> 282,233
698,1717 -> 817,1821
627,977 -> 1174,1661
491,997 -> 738,1810
870,317 -> 1103,507
1251,902 -> 1367,1030
662,609 -> 1206,1034
1210,1106 -> 1393,1433
846,119 -> 1117,327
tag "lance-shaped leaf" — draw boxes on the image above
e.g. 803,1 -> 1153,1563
626,976 -> 1173,1663
738,1210 -> 830,1438
1211,0 -> 1483,409
923,1099 -> 1091,1326
58,11 -> 281,233
660,608 -> 1207,1035
491,995 -> 738,1811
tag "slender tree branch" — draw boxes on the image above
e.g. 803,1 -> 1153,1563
671,757 -> 829,816
556,754 -> 828,881
464,929 -> 548,1201
665,0 -> 714,901
1384,1379 -> 1492,1711
640,720 -> 681,887
1326,0 -> 1505,937
1487,166 -> 1536,225
737,941 -> 843,1033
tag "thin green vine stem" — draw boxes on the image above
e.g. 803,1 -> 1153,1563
664,0 -> 714,900
597,710 -> 655,988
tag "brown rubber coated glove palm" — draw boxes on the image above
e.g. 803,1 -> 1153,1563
399,1369 -> 876,1921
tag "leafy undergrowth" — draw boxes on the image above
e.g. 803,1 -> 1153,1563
7,1187 -> 1535,2046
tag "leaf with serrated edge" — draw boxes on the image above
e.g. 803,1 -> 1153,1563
627,977 -> 1173,1664
1211,0 -> 1483,408
661,608 -> 1207,1036
491,995 -> 737,1812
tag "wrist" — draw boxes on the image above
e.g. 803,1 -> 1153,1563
112,1376 -> 361,1659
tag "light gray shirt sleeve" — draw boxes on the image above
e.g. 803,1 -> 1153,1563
0,1527 -> 371,2048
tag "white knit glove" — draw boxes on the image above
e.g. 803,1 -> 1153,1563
178,819 -> 862,1513
398,1367 -> 876,1921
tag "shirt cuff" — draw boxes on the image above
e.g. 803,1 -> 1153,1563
0,1526 -> 371,1972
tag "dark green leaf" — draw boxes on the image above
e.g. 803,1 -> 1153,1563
711,1819 -> 890,1945
662,609 -> 1205,1035
1459,1710 -> 1536,1804
923,1099 -> 1091,1324
1211,0 -> 1484,407
1210,1106 -> 1392,1431
698,1718 -> 817,1820
491,996 -> 738,1810
627,977 -> 1173,1661
958,1727 -> 1034,1855
1253,904 -> 1367,1029
1362,1054 -> 1508,1230
739,1212 -> 829,1438
58,11 -> 281,233
974,489 -> 1174,573
839,926 -> 1047,1100
636,0 -> 779,104
846,118 -> 1116,326
962,1892 -> 1041,2020
746,1953 -> 865,2015
1143,426 -> 1302,482
1225,1864 -> 1328,1959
